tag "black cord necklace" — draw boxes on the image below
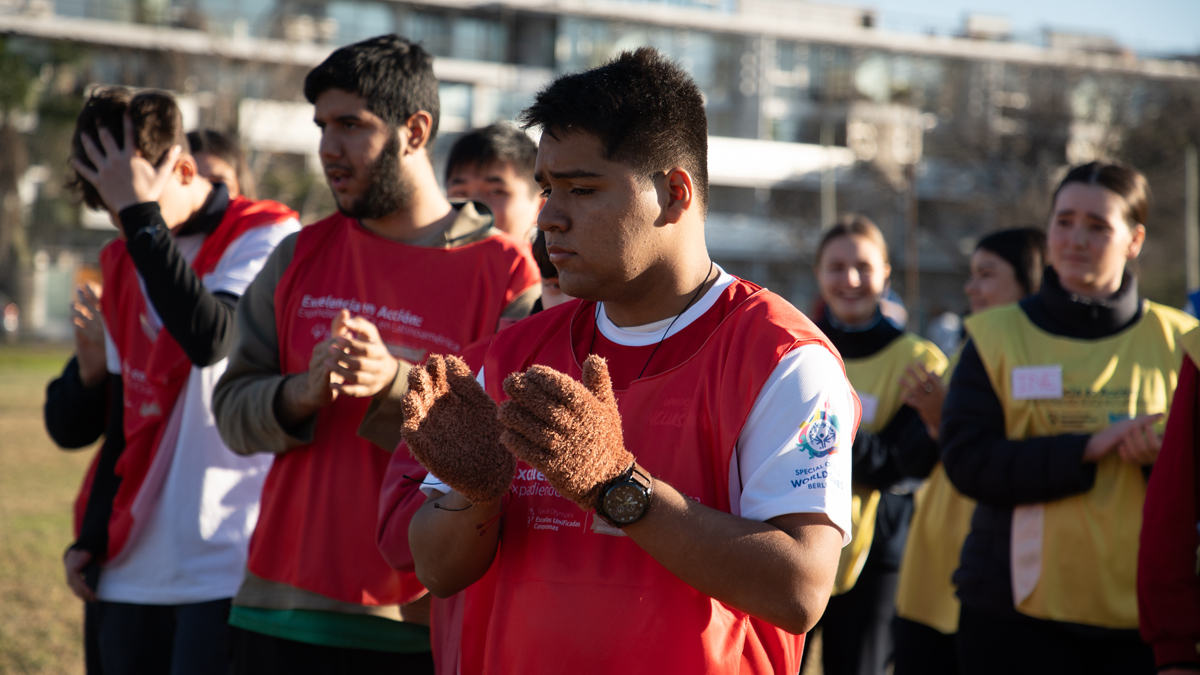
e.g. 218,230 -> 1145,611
589,261 -> 716,382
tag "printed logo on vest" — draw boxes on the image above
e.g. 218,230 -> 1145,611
797,399 -> 840,459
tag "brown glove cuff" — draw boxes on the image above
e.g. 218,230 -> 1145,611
415,443 -> 516,505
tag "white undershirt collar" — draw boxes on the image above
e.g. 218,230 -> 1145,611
596,265 -> 735,347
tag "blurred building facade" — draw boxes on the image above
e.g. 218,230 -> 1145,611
2,0 -> 1200,338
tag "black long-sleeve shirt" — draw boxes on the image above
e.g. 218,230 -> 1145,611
941,267 -> 1143,626
117,182 -> 239,367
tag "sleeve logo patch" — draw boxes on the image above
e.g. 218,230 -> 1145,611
797,399 -> 841,459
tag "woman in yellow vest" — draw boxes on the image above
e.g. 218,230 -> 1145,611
804,215 -> 947,675
892,228 -> 1047,675
941,161 -> 1198,675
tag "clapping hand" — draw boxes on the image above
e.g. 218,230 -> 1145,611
72,282 -> 107,387
1083,413 -> 1163,465
899,362 -> 946,441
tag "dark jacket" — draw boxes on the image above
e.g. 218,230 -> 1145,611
817,313 -> 939,571
941,267 -> 1143,633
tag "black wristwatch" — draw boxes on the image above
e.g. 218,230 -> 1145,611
596,463 -> 654,528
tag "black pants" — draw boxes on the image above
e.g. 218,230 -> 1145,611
230,626 -> 435,675
801,567 -> 899,675
85,601 -> 103,674
96,598 -> 232,675
892,616 -> 958,675
957,605 -> 1154,675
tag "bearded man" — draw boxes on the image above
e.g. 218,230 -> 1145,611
212,34 -> 539,674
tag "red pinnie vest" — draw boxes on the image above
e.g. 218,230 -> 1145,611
463,280 -> 853,674
252,212 -> 537,606
78,196 -> 297,560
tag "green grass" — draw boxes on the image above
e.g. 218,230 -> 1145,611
0,344 -> 88,675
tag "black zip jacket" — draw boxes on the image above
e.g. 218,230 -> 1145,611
941,267 -> 1143,634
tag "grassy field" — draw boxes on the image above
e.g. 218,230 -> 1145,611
0,345 -> 88,675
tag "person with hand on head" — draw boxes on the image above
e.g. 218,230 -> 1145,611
396,48 -> 854,675
942,162 -> 1196,674
211,35 -> 539,675
804,214 -> 948,675
50,87 -> 300,675
444,123 -> 542,242
892,227 -> 1046,675
188,129 -> 256,199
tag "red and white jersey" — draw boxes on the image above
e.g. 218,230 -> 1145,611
253,212 -> 538,607
91,197 -> 299,603
420,268 -> 857,674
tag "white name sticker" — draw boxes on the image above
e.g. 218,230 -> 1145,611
1011,365 -> 1063,401
858,393 -> 879,426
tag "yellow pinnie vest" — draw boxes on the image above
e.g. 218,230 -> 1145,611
894,348 -> 977,634
834,333 -> 948,595
965,301 -> 1197,629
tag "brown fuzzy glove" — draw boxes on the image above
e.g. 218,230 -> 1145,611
400,355 -> 516,504
498,355 -> 634,511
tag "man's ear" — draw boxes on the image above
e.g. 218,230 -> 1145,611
660,167 -> 695,225
401,111 -> 435,156
174,154 -> 198,185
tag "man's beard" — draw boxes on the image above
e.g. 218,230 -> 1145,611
335,134 -> 411,220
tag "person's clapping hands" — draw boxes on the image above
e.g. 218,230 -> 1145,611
72,282 -> 107,388
899,362 -> 946,441
1114,413 -> 1163,466
400,355 -> 516,505
326,310 -> 403,400
1083,413 -> 1163,465
498,355 -> 634,512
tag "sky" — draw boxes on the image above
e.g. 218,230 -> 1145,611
824,0 -> 1200,57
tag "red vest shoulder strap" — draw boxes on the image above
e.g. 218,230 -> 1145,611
191,197 -> 299,276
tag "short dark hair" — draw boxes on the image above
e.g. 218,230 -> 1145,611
975,227 -> 1047,297
1053,161 -> 1150,227
304,34 -> 439,143
187,129 -> 257,200
70,88 -> 187,210
520,47 -> 709,214
445,123 -> 538,187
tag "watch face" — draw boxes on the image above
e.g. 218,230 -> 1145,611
603,483 -> 646,524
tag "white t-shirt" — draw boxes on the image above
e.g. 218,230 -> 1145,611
98,220 -> 300,605
423,267 -> 854,545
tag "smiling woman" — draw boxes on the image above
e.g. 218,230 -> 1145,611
808,213 -> 947,675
